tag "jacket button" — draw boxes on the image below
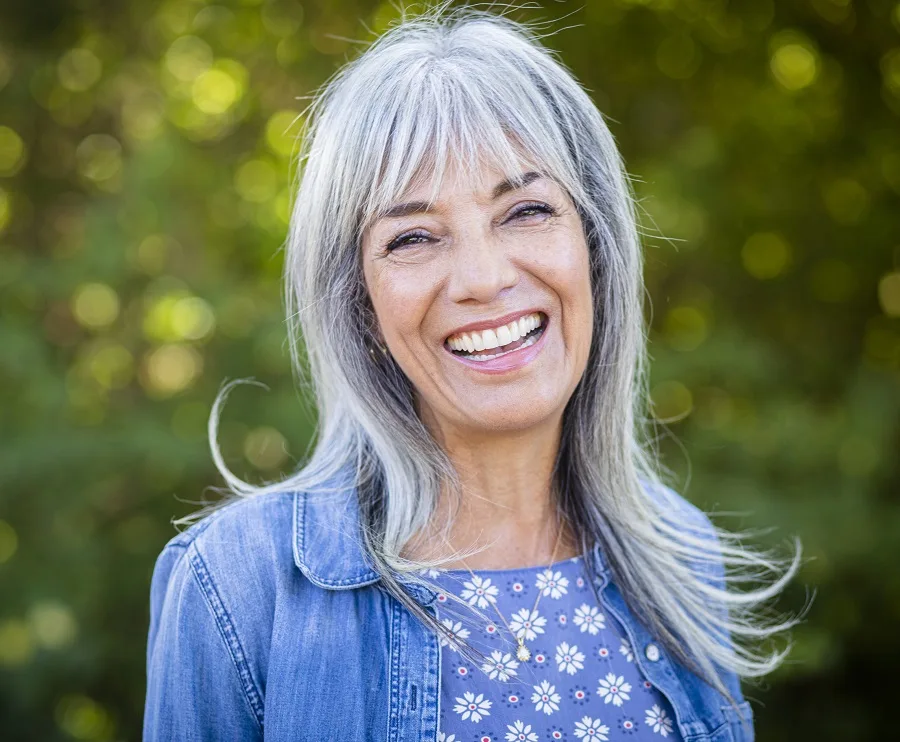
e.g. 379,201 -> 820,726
645,643 -> 660,662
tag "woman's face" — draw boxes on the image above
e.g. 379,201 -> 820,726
361,159 -> 594,438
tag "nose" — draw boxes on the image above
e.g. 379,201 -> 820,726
446,227 -> 519,304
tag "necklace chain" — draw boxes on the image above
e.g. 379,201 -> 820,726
459,516 -> 567,662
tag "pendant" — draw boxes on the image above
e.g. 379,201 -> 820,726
516,643 -> 531,662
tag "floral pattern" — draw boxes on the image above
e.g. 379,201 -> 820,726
597,672 -> 632,707
460,575 -> 500,609
433,555 -> 683,741
645,704 -> 675,737
536,568 -> 570,598
555,641 -> 585,675
573,604 -> 605,635
505,720 -> 540,741
509,607 -> 547,642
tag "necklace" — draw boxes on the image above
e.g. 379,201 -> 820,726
459,516 -> 567,662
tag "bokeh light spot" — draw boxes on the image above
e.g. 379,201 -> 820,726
0,126 -> 26,176
265,110 -> 302,158
770,34 -> 819,90
57,48 -> 102,92
235,159 -> 278,203
88,344 -> 135,389
75,134 -> 123,186
142,344 -> 203,396
55,694 -> 115,740
741,232 -> 792,279
0,187 -> 10,233
28,600 -> 78,649
192,62 -> 246,115
134,234 -> 179,275
822,178 -> 870,224
656,33 -> 701,79
650,380 -> 693,422
664,307 -> 709,351
878,271 -> 900,317
164,35 -> 213,82
0,519 -> 18,564
244,426 -> 289,470
72,283 -> 120,330
171,296 -> 216,340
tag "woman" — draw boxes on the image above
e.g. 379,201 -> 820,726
143,7 -> 800,741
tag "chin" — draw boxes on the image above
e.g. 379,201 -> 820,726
459,393 -> 566,433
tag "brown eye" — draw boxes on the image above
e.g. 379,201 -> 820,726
385,230 -> 430,252
509,202 -> 555,220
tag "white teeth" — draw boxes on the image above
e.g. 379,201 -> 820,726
447,312 -> 544,353
462,327 -> 543,361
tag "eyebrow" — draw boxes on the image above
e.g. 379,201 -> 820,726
375,170 -> 545,221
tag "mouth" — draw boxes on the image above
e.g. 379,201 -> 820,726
445,312 -> 548,362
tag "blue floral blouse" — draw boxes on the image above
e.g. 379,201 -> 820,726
430,554 -> 682,742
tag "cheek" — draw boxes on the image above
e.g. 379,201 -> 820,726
366,265 -> 437,348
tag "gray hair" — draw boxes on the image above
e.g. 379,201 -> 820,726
197,3 -> 803,710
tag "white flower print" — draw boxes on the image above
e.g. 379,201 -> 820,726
573,604 -> 605,635
437,734 -> 457,742
420,567 -> 442,578
531,679 -> 561,715
481,649 -> 520,681
505,720 -> 539,742
645,704 -> 675,736
535,568 -> 569,598
460,575 -> 499,609
573,715 -> 610,740
619,636 -> 634,662
453,690 -> 492,722
596,672 -> 632,706
439,618 -> 471,651
509,607 -> 547,642
555,641 -> 585,675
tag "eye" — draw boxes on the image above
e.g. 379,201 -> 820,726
508,201 -> 556,221
385,229 -> 431,252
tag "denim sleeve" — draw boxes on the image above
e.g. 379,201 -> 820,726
143,542 -> 264,741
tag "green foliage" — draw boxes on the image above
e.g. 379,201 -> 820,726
0,0 -> 898,739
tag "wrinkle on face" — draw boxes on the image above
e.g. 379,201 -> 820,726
360,155 -> 594,443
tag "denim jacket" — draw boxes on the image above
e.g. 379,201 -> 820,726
143,475 -> 753,741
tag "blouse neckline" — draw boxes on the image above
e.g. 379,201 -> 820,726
432,553 -> 585,576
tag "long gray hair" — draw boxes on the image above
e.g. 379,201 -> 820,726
195,4 -> 802,708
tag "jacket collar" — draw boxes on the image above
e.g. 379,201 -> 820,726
292,466 -> 382,590
292,465 -> 610,594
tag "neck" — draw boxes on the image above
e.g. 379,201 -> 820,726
405,408 -> 580,569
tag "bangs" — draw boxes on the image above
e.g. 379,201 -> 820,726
353,54 -> 581,234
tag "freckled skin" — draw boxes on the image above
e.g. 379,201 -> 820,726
361,159 -> 594,446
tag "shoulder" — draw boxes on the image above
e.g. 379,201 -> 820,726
639,477 -> 714,533
638,477 -> 726,588
148,489 -> 299,660
158,488 -> 296,560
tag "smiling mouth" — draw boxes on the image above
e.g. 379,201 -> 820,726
445,312 -> 547,362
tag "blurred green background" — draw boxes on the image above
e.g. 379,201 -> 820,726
0,0 -> 898,739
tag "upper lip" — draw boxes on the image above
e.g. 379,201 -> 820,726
445,309 -> 546,341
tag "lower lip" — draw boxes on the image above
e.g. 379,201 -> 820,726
444,321 -> 550,375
